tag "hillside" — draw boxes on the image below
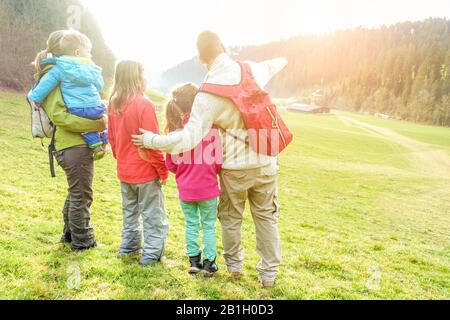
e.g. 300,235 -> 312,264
1,91 -> 449,299
159,57 -> 207,94
160,18 -> 450,126
0,0 -> 115,91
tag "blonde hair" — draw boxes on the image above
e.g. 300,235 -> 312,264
34,30 -> 66,76
165,83 -> 198,133
109,60 -> 146,114
59,30 -> 92,56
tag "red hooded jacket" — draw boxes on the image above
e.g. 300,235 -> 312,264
108,95 -> 168,184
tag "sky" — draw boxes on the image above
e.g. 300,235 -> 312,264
80,0 -> 450,75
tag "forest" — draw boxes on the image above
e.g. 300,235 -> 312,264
1,1 -> 449,126
0,0 -> 115,91
162,19 -> 450,126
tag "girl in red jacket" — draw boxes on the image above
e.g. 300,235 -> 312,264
108,60 -> 169,266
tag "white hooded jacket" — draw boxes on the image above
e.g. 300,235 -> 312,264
143,53 -> 288,170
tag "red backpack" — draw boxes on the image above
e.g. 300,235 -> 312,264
199,62 -> 293,157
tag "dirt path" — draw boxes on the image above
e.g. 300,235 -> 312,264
335,112 -> 450,178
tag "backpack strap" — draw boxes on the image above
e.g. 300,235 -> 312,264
216,127 -> 250,146
48,126 -> 56,178
198,62 -> 251,98
199,82 -> 241,99
198,61 -> 257,147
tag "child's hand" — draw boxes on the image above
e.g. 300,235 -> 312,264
160,179 -> 168,186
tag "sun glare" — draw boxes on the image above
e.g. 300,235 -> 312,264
81,0 -> 450,74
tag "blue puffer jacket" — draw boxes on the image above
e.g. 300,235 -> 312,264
28,56 -> 104,111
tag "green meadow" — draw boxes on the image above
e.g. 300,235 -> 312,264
0,90 -> 449,300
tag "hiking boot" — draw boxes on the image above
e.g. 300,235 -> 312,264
93,145 -> 106,161
72,242 -> 98,252
99,131 -> 109,145
118,249 -> 142,259
140,260 -> 159,266
231,272 -> 242,280
60,233 -> 72,244
201,259 -> 218,277
141,255 -> 166,266
261,279 -> 275,289
189,254 -> 203,274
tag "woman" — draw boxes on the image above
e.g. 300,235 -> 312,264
34,31 -> 107,251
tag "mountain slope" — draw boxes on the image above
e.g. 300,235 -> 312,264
159,57 -> 207,93
160,18 -> 450,126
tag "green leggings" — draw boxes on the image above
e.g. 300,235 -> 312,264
180,198 -> 218,261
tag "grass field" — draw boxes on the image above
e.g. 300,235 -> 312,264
0,90 -> 449,300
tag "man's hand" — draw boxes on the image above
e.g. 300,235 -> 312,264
131,128 -> 153,148
131,134 -> 145,148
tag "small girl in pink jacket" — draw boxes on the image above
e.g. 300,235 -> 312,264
165,84 -> 222,277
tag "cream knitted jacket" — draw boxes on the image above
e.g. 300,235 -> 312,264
143,53 -> 288,170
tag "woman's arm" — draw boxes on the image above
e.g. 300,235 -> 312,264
45,92 -> 106,133
132,58 -> 288,153
134,93 -> 215,154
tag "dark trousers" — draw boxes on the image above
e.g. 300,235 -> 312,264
55,146 -> 96,249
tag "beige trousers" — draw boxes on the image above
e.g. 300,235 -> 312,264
218,164 -> 281,282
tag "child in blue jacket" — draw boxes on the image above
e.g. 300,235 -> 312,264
28,30 -> 108,160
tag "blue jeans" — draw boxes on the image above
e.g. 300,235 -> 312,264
119,179 -> 169,265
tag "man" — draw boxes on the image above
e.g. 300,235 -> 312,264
132,31 -> 287,288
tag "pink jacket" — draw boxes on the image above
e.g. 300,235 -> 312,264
166,127 -> 222,202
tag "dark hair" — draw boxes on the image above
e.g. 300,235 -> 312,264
165,83 -> 198,133
197,30 -> 226,62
